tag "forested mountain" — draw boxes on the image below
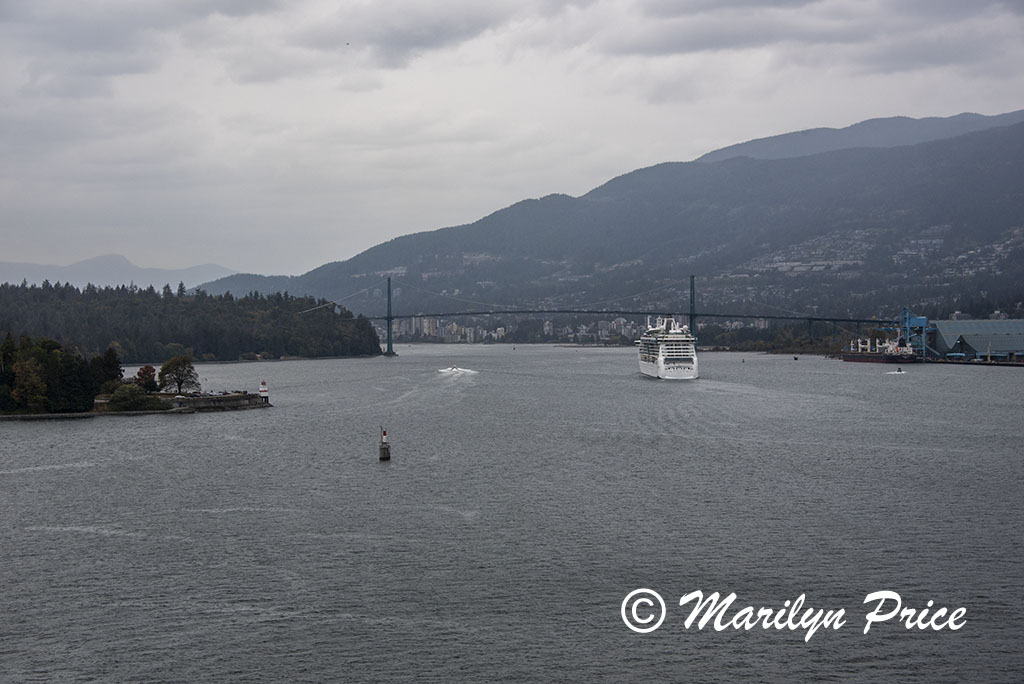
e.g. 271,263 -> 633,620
0,282 -> 381,363
0,254 -> 235,290
200,118 -> 1024,321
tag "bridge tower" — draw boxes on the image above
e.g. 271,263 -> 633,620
688,275 -> 696,332
384,277 -> 397,356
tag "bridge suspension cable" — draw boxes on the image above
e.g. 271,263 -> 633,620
297,278 -> 389,315
297,273 -> 895,337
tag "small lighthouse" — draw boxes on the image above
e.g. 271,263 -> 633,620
258,380 -> 270,403
379,427 -> 391,461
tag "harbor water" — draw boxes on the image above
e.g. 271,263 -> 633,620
1,346 -> 1021,682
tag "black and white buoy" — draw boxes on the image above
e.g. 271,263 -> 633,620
379,427 -> 391,461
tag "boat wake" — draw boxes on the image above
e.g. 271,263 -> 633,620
0,460 -> 96,475
26,525 -> 190,542
438,366 -> 478,375
184,506 -> 302,515
429,503 -> 481,519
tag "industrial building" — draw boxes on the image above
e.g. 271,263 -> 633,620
883,310 -> 1024,362
929,319 -> 1024,361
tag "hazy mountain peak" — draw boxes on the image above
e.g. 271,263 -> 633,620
0,254 -> 236,290
76,254 -> 134,268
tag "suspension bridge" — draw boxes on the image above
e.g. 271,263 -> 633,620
352,276 -> 899,356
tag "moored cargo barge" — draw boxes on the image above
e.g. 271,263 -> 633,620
841,337 -> 921,363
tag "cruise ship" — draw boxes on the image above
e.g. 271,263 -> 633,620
637,317 -> 698,379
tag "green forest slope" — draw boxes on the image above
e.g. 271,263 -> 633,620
0,282 -> 381,363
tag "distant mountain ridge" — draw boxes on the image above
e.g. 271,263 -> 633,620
200,110 -> 1024,319
696,109 -> 1024,162
0,254 -> 236,290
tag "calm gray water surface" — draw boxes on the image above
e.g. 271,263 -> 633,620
1,346 -> 1021,682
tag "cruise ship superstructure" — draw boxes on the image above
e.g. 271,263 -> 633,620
637,317 -> 698,379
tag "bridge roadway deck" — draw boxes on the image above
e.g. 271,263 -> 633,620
365,309 -> 892,326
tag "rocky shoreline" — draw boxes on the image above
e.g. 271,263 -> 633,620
1,392 -> 271,421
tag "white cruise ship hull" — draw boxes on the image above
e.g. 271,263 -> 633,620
637,316 -> 699,380
638,357 -> 698,380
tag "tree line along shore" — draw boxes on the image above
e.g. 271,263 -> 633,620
0,333 -> 237,416
0,280 -> 381,364
1,281 -> 383,416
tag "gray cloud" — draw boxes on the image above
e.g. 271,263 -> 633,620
1,0 -> 1021,274
3,1 -> 283,50
589,0 -> 1024,80
639,0 -> 819,17
2,0 -> 287,98
297,1 -> 520,67
601,12 -> 863,56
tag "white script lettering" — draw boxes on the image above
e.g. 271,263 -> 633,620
678,591 -> 845,642
862,591 -> 966,633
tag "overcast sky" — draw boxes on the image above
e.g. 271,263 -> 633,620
2,0 -> 1022,275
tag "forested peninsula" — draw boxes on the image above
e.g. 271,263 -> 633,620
0,281 -> 381,363
0,336 -> 123,414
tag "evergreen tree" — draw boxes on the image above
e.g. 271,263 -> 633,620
0,333 -> 14,383
89,347 -> 124,393
11,359 -> 47,413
